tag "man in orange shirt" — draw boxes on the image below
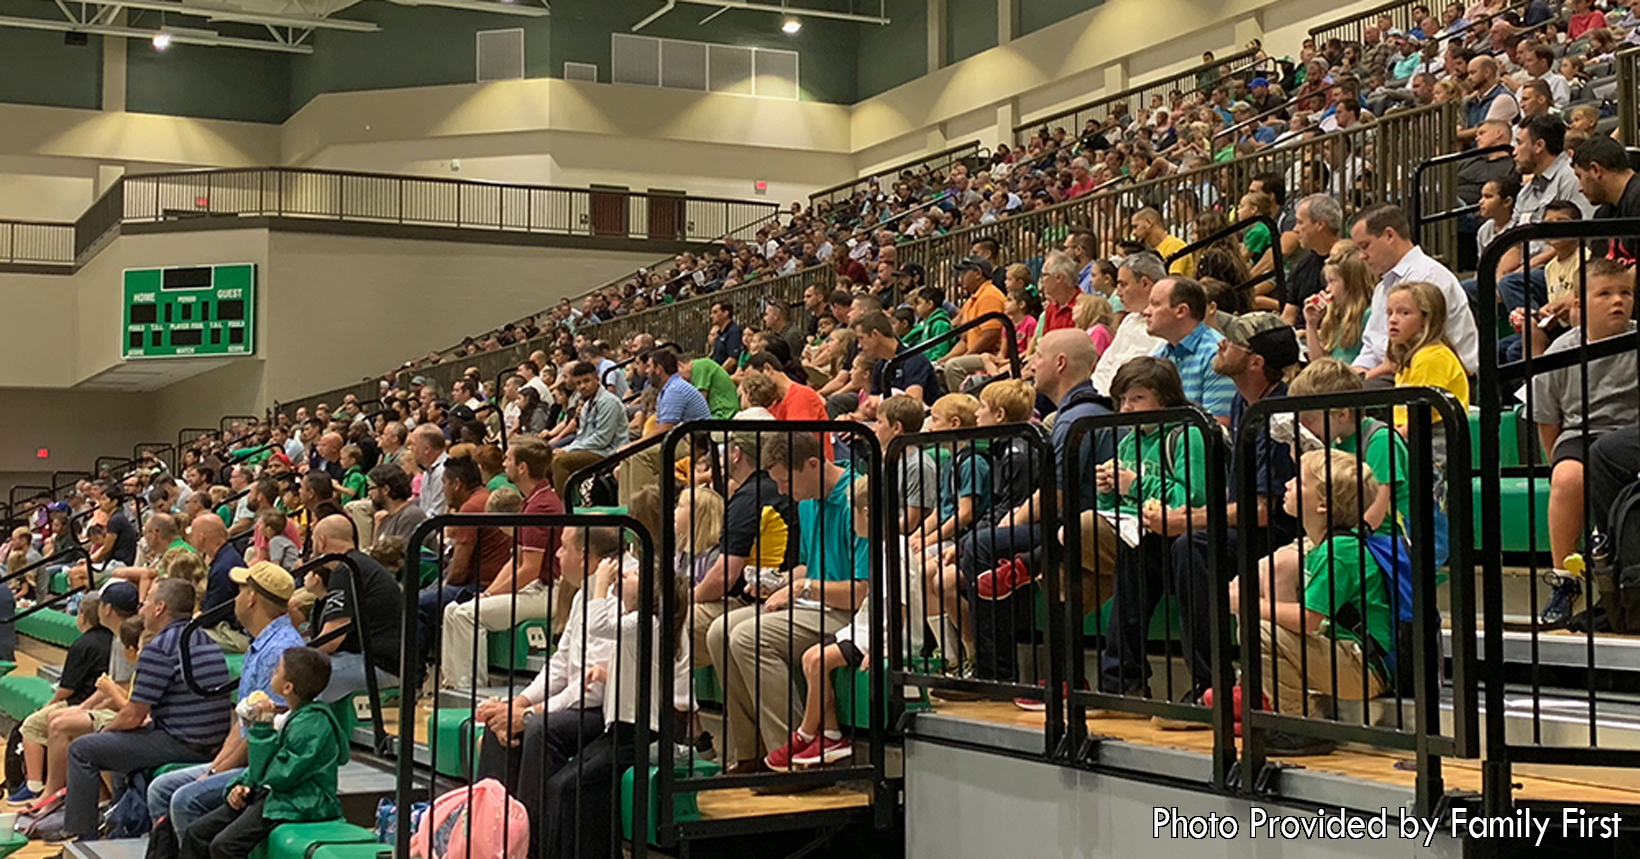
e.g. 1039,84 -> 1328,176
937,256 -> 1009,393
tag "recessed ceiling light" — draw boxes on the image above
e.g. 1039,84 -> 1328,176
152,31 -> 172,50
781,16 -> 801,34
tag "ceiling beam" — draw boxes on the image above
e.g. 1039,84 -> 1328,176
671,0 -> 888,26
72,0 -> 381,32
387,0 -> 549,17
0,14 -> 315,51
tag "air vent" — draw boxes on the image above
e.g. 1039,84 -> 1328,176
612,34 -> 799,99
564,61 -> 598,82
476,28 -> 524,82
612,32 -> 660,86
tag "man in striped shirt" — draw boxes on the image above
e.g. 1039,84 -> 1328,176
1143,276 -> 1236,426
55,579 -> 233,841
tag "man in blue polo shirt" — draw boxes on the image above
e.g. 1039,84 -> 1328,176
145,561 -> 305,836
719,431 -> 868,773
53,579 -> 233,841
853,311 -> 940,408
619,347 -> 713,507
1143,275 -> 1236,426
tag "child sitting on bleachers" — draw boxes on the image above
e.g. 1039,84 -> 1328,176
259,509 -> 301,571
1288,358 -> 1410,539
1229,449 -> 1392,757
914,394 -> 991,554
335,445 -> 368,505
1529,258 -> 1638,625
764,478 -> 882,769
9,594 -> 111,804
180,647 -> 346,859
1387,280 -> 1468,466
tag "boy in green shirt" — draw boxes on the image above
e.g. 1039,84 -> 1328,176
907,287 -> 954,362
336,444 -> 369,505
181,647 -> 349,858
1229,448 -> 1391,756
1288,358 -> 1409,539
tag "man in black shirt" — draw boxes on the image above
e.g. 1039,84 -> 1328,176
306,515 -> 404,703
1455,120 -> 1517,270
855,312 -> 941,407
1574,136 -> 1640,266
53,594 -> 114,706
1283,194 -> 1344,332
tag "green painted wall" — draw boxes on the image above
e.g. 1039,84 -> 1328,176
127,42 -> 290,124
550,3 -> 859,103
1019,0 -> 1098,36
856,0 -> 925,100
289,4 -> 552,115
946,0 -> 996,65
0,10 -> 101,111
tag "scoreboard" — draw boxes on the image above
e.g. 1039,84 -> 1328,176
122,264 -> 257,359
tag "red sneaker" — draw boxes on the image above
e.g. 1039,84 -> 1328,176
1201,687 -> 1270,737
764,733 -> 818,770
977,557 -> 1034,600
792,735 -> 853,765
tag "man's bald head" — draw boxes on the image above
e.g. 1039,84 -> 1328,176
312,514 -> 356,551
1032,329 -> 1099,402
187,512 -> 227,556
318,432 -> 345,460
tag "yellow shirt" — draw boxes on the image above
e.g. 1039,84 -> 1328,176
1543,249 -> 1591,306
1155,234 -> 1196,278
1394,342 -> 1469,425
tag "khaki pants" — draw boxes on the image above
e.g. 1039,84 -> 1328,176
441,581 -> 556,690
22,702 -> 115,745
1259,622 -> 1388,717
345,499 -> 377,550
940,355 -> 988,395
707,602 -> 850,767
617,446 -> 663,510
689,600 -> 732,669
551,450 -> 605,504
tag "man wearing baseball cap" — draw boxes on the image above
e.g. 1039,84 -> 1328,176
937,255 -> 1007,392
1151,312 -> 1303,730
146,561 -> 306,840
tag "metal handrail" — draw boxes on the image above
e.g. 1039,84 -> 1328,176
1409,145 -> 1512,247
807,140 -> 985,207
564,433 -> 670,509
0,545 -> 93,625
1165,213 -> 1286,299
885,310 -> 1019,387
1014,47 -> 1262,145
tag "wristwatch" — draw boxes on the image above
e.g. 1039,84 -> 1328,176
801,579 -> 813,600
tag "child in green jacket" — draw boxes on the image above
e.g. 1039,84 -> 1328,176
181,647 -> 348,859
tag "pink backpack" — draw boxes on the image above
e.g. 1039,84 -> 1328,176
408,778 -> 530,859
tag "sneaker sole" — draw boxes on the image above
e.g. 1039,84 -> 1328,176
792,748 -> 853,766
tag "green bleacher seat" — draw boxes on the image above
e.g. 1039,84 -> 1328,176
0,660 -> 15,679
488,619 -> 552,672
692,665 -> 722,705
15,608 -> 81,648
1467,406 -> 1532,470
49,571 -> 68,594
574,505 -> 628,516
833,658 -> 935,729
0,828 -> 27,859
1034,590 -> 1181,639
253,819 -> 375,859
0,675 -> 55,721
309,846 -> 391,859
1476,476 -> 1552,555
621,758 -> 720,845
427,708 -> 485,780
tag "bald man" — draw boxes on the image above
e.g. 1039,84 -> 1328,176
957,329 -> 1119,684
411,424 -> 450,517
110,512 -> 194,600
188,513 -> 250,652
307,515 -> 404,703
308,431 -> 346,481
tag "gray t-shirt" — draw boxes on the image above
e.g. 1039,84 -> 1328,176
108,638 -> 135,684
1529,323 -> 1640,440
375,502 -> 430,547
894,450 -> 940,524
267,535 -> 301,570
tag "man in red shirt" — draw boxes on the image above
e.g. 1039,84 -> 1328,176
439,437 -> 563,690
743,352 -> 832,457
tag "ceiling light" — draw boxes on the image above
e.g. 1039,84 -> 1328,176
781,16 -> 801,33
152,31 -> 171,49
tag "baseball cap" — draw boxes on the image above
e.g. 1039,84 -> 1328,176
230,561 -> 297,602
952,256 -> 994,276
1250,77 -> 1269,89
269,453 -> 293,468
894,262 -> 926,281
1223,312 -> 1301,370
100,581 -> 140,614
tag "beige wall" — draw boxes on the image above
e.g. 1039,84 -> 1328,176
0,390 -> 158,495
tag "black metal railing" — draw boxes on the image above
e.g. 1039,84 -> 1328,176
1309,0 -> 1428,46
1165,213 -> 1286,302
808,141 -> 985,209
0,545 -> 92,623
0,219 -> 75,267
1013,47 -> 1262,150
1235,388 -> 1476,816
1619,47 -> 1640,148
885,310 -> 1020,390
1410,145 -> 1512,269
1474,218 -> 1640,814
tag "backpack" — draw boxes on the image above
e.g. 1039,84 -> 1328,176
1358,418 -> 1450,571
1593,481 -> 1640,634
1363,532 -> 1422,696
408,778 -> 529,859
102,768 -> 153,839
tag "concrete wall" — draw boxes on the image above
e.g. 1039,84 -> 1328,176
0,391 -> 158,499
906,740 -> 1465,859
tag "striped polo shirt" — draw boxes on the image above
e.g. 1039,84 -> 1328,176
132,618 -> 234,747
1153,322 -> 1236,418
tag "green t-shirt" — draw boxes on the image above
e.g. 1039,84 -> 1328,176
339,466 -> 369,504
907,309 -> 953,362
1302,533 -> 1393,657
1332,420 -> 1409,539
1243,221 -> 1273,257
486,473 -> 517,494
690,358 -> 741,420
1096,424 -> 1210,518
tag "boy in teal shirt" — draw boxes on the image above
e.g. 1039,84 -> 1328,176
180,647 -> 348,859
1229,448 -> 1392,756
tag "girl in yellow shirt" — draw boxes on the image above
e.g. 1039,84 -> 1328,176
1387,280 -> 1470,475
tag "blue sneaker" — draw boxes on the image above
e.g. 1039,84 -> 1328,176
6,784 -> 39,804
1541,572 -> 1583,627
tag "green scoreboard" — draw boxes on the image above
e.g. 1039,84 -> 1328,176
122,263 -> 256,359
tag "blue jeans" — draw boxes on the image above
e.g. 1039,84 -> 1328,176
65,727 -> 214,836
318,652 -> 400,704
147,764 -> 241,832
1498,268 -> 1547,313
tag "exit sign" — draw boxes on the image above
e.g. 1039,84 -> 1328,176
122,264 -> 257,359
